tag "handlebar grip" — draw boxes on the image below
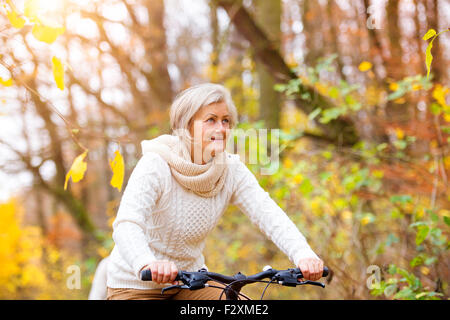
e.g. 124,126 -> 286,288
140,269 -> 153,281
294,266 -> 329,278
140,269 -> 182,281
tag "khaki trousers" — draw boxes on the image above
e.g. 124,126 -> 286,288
107,281 -> 250,300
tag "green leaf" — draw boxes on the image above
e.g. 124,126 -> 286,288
394,287 -> 414,300
390,195 -> 412,204
299,178 -> 314,196
321,150 -> 332,160
319,172 -> 332,183
319,107 -> 342,124
422,29 -> 436,41
409,221 -> 428,228
444,216 -> 450,226
430,102 -> 442,115
424,256 -> 437,266
386,233 -> 399,246
308,107 -> 322,120
384,284 -> 398,298
416,225 -> 430,245
328,87 -> 339,99
274,84 -> 287,92
387,264 -> 397,275
410,255 -> 424,267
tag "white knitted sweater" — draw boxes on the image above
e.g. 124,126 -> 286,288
106,151 -> 319,290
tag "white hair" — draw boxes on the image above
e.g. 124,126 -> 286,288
169,83 -> 238,144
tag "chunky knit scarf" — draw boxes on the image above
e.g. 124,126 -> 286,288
140,134 -> 229,198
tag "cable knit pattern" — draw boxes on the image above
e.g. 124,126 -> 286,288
107,151 -> 319,290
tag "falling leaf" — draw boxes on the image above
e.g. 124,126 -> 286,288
425,40 -> 433,80
6,10 -> 26,29
0,77 -> 13,87
358,61 -> 372,72
52,56 -> 64,90
109,150 -> 124,192
422,29 -> 436,41
32,23 -> 65,44
64,151 -> 88,190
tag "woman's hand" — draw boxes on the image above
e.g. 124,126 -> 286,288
142,260 -> 178,285
297,257 -> 324,281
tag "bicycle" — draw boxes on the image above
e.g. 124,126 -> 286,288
140,265 -> 329,300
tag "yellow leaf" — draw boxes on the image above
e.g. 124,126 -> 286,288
444,156 -> 450,170
358,61 -> 372,72
432,84 -> 449,107
64,151 -> 88,190
394,97 -> 406,104
341,210 -> 352,221
361,216 -> 371,226
109,150 -> 124,192
444,113 -> 450,123
6,10 -> 26,29
430,140 -> 438,148
422,29 -> 436,41
395,128 -> 404,140
283,158 -> 293,169
0,77 -> 13,87
425,40 -> 433,80
420,266 -> 430,275
389,82 -> 399,91
412,84 -> 422,91
52,56 -> 64,90
32,23 -> 65,44
292,174 -> 303,184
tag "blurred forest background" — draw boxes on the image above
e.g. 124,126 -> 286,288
0,0 -> 449,300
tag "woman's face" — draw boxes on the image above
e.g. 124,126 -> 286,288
188,101 -> 231,164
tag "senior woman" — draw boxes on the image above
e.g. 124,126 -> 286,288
106,83 -> 324,300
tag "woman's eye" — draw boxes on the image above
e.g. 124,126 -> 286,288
223,119 -> 229,124
207,118 -> 214,123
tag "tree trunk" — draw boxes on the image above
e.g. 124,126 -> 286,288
218,0 -> 359,146
385,0 -> 410,124
144,0 -> 174,110
254,0 -> 282,129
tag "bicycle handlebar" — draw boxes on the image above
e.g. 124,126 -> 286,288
140,266 -> 329,299
140,266 -> 329,282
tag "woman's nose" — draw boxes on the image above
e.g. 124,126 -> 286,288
214,121 -> 227,132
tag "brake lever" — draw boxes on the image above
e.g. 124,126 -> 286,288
296,280 -> 326,288
161,284 -> 190,294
